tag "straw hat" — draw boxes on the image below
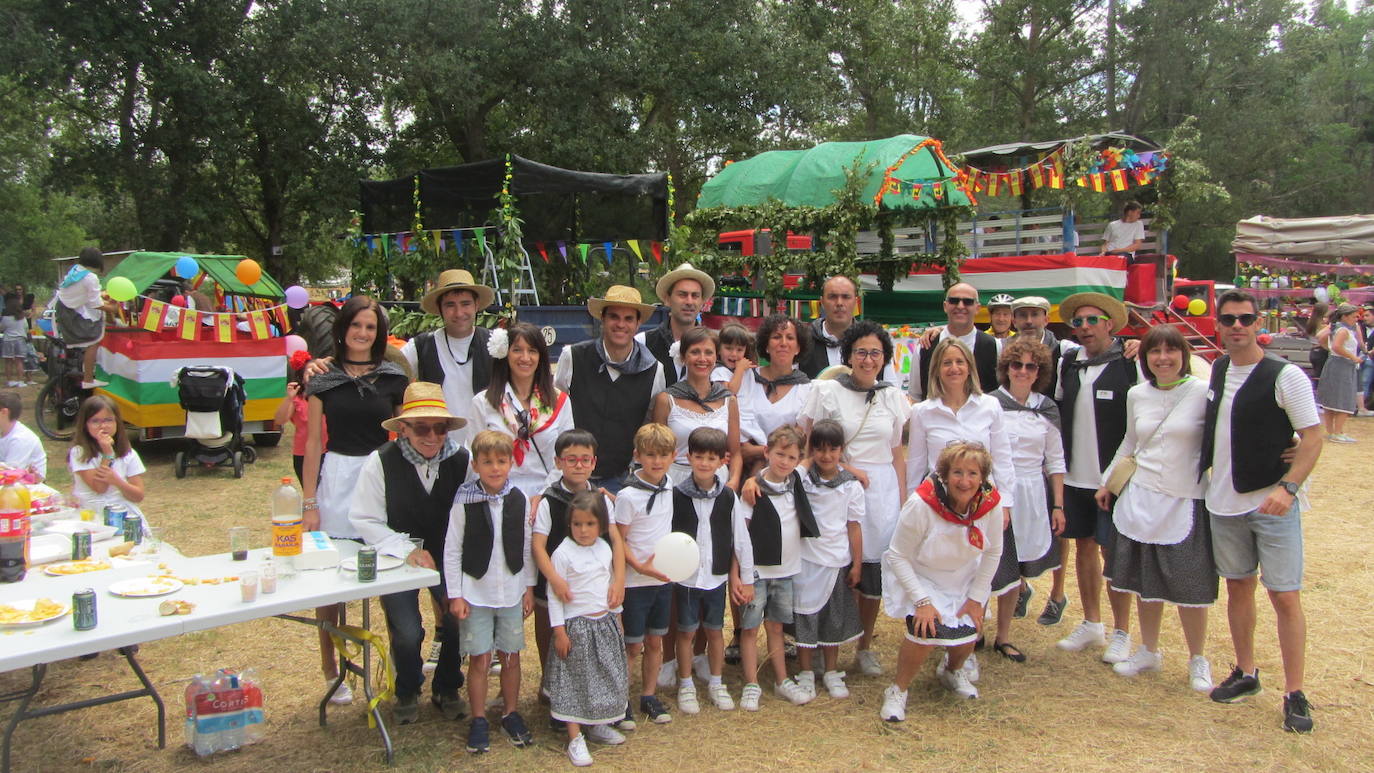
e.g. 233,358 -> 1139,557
1060,291 -> 1128,334
380,382 -> 467,433
1011,295 -> 1051,314
655,262 -> 715,305
587,285 -> 655,320
420,269 -> 495,315
816,364 -> 852,381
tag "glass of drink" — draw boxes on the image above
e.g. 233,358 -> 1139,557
407,537 -> 425,565
140,527 -> 164,557
240,571 -> 259,602
259,560 -> 277,594
229,527 -> 251,561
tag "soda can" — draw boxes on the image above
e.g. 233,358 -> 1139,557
122,513 -> 143,545
73,588 -> 97,631
356,547 -> 377,583
72,532 -> 92,561
103,504 -> 125,532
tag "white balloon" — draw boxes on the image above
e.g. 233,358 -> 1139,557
651,532 -> 700,583
1314,286 -> 1330,303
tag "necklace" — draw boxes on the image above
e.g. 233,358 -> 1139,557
443,331 -> 473,367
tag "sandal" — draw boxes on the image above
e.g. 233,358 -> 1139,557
994,641 -> 1027,663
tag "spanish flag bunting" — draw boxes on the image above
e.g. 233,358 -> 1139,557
1110,169 -> 1129,191
1008,172 -> 1023,196
933,181 -> 944,200
1029,165 -> 1045,188
138,299 -> 167,331
1090,173 -> 1107,193
628,240 -> 643,261
178,308 -> 199,340
1047,166 -> 1064,189
1076,175 -> 1090,188
248,310 -> 271,340
1134,168 -> 1152,185
274,304 -> 290,332
214,312 -> 234,343
650,241 -> 663,264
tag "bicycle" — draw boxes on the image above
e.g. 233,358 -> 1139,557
35,338 -> 91,441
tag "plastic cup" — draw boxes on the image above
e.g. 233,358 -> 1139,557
260,560 -> 278,594
229,527 -> 251,561
240,571 -> 259,602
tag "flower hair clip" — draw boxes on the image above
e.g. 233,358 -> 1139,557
487,327 -> 510,359
288,350 -> 312,371
669,339 -> 683,368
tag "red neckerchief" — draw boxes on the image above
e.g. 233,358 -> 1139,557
915,475 -> 1001,549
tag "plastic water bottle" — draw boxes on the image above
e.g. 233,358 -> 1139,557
271,478 -> 302,577
184,674 -> 211,754
211,671 -> 245,753
0,471 -> 32,582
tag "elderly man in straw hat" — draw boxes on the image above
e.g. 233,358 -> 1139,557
399,269 -> 497,445
555,285 -> 664,493
1051,291 -> 1141,664
350,382 -> 472,726
636,262 -> 714,385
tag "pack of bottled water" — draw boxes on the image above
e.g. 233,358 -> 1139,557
183,669 -> 266,756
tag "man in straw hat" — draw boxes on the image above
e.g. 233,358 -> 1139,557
349,382 -> 472,726
637,261 -> 715,385
1051,291 -> 1139,663
402,269 -> 497,444
555,285 -> 664,493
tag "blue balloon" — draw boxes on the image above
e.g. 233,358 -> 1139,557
174,256 -> 199,278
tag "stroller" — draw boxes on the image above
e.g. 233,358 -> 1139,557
172,365 -> 257,478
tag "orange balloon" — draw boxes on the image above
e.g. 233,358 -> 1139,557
236,259 -> 262,286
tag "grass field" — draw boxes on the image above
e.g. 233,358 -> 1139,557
2,384 -> 1371,772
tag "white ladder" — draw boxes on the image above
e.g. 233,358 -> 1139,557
479,236 -> 541,307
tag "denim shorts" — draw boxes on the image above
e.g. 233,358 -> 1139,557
621,584 -> 672,644
740,577 -> 794,629
675,582 -> 727,632
460,602 -> 525,657
1209,502 -> 1304,592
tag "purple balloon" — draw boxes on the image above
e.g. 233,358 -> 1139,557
285,285 -> 309,309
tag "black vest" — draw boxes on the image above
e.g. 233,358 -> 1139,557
378,442 -> 469,558
671,488 -> 737,576
918,330 -> 1001,396
1058,348 -> 1137,475
748,473 -> 820,567
567,340 -> 658,479
534,484 -> 612,598
1041,334 -> 1064,398
799,320 -> 835,378
413,327 -> 492,393
1200,355 -> 1295,493
643,320 -> 680,387
460,487 -> 527,580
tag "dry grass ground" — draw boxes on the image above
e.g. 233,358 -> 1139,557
2,387 -> 1372,772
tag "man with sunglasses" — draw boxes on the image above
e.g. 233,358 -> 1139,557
1201,290 -> 1322,732
1052,292 -> 1140,664
908,282 -> 1001,401
350,382 -> 472,725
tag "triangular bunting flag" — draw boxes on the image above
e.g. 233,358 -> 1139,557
178,308 -> 199,340
557,241 -> 568,262
577,243 -> 589,264
364,235 -> 375,251
138,299 -> 167,332
628,240 -> 643,260
454,232 -> 464,256
602,242 -> 614,265
474,227 -> 488,254
536,242 -> 549,262
650,242 -> 663,264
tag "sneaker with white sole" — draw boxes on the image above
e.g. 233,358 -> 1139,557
677,683 -> 700,715
937,652 -> 980,684
423,637 -> 442,675
614,701 -> 637,731
81,379 -> 109,390
856,649 -> 882,676
585,723 -> 626,745
775,677 -> 812,705
822,671 -> 849,699
693,654 -> 711,682
567,733 -> 592,766
938,665 -> 979,699
1102,629 -> 1133,664
327,679 -> 353,705
1188,655 -> 1214,692
880,684 -> 908,722
1057,620 -> 1107,652
795,670 -> 817,701
709,682 -> 735,711
657,660 -> 678,690
740,683 -> 762,711
1112,646 -> 1163,676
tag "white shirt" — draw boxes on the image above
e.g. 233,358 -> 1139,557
1055,348 -> 1143,489
68,446 -> 145,517
665,396 -> 733,467
0,421 -> 46,480
882,493 -> 1004,616
737,471 -> 803,580
442,494 -> 535,607
675,484 -> 754,590
348,450 -> 439,560
470,388 -> 574,497
546,540 -> 614,627
612,472 -> 674,587
814,320 -> 900,384
56,272 -> 103,322
905,393 -> 1016,508
997,390 -> 1067,479
401,332 -> 480,447
634,329 -> 687,381
1103,379 -> 1208,501
799,474 -> 864,568
735,369 -> 811,444
907,327 -> 990,401
1205,361 -> 1319,516
1102,218 -> 1146,252
554,343 -> 667,422
800,379 -> 909,465
533,482 -> 614,538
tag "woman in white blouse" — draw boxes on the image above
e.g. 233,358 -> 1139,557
472,322 -> 574,496
737,314 -> 812,473
799,319 -> 911,677
651,326 -> 743,488
1094,325 -> 1217,691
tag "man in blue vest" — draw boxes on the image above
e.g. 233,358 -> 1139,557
1202,289 -> 1323,732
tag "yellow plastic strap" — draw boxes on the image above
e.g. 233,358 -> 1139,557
328,623 -> 396,728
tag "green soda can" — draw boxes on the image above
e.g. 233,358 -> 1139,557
357,547 -> 377,583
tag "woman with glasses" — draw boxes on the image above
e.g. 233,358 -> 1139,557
472,322 -> 574,495
799,319 -> 911,677
987,338 -> 1065,664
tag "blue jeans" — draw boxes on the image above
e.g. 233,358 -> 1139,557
1359,358 -> 1374,398
1209,501 -> 1303,592
379,582 -> 464,698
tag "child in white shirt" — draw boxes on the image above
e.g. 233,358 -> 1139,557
68,395 -> 145,520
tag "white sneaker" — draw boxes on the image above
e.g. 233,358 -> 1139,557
936,652 -> 980,684
692,654 -> 711,682
1102,629 -> 1133,664
80,379 -> 108,389
880,684 -> 908,722
1188,655 -> 1214,692
1113,646 -> 1163,676
1057,620 -> 1107,652
585,723 -> 626,745
567,733 -> 593,766
856,649 -> 882,676
657,659 -> 677,689
795,670 -> 817,701
489,659 -> 502,676
740,683 -> 762,711
328,679 -> 353,705
774,677 -> 812,705
938,665 -> 979,699
822,670 -> 850,699
676,683 -> 700,715
708,682 -> 735,711
422,638 -> 442,675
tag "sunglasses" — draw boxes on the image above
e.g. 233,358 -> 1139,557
945,296 -> 978,307
1217,313 -> 1259,327
405,422 -> 451,437
1069,315 -> 1108,328
1008,361 -> 1040,372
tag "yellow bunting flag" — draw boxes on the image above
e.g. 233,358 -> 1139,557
214,312 -> 234,343
987,174 -> 1003,197
248,310 -> 271,340
1029,165 -> 1045,188
1090,173 -> 1107,193
627,240 -> 643,260
1047,166 -> 1064,189
178,308 -> 199,340
1008,172 -> 1023,196
1110,169 -> 1128,191
138,300 -> 167,332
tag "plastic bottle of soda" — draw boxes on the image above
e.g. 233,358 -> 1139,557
271,477 -> 302,576
0,470 -> 32,582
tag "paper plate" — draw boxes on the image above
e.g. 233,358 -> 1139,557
41,521 -> 119,541
0,598 -> 71,627
45,559 -> 115,577
108,576 -> 184,598
340,554 -> 404,572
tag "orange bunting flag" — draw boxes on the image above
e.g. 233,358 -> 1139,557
178,308 -> 199,340
1008,172 -> 1023,196
248,310 -> 271,340
215,313 -> 234,343
1090,173 -> 1107,193
138,299 -> 167,332
1110,169 -> 1129,191
1029,165 -> 1045,188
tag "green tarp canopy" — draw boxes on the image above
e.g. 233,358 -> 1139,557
697,134 -> 972,210
104,252 -> 285,299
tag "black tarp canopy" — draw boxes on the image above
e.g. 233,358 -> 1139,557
359,156 -> 668,243
959,132 -> 1163,170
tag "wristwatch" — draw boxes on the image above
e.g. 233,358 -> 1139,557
1279,481 -> 1299,496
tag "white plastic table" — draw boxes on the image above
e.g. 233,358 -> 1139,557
0,540 -> 438,770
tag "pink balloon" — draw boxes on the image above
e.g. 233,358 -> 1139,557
285,335 -> 308,355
